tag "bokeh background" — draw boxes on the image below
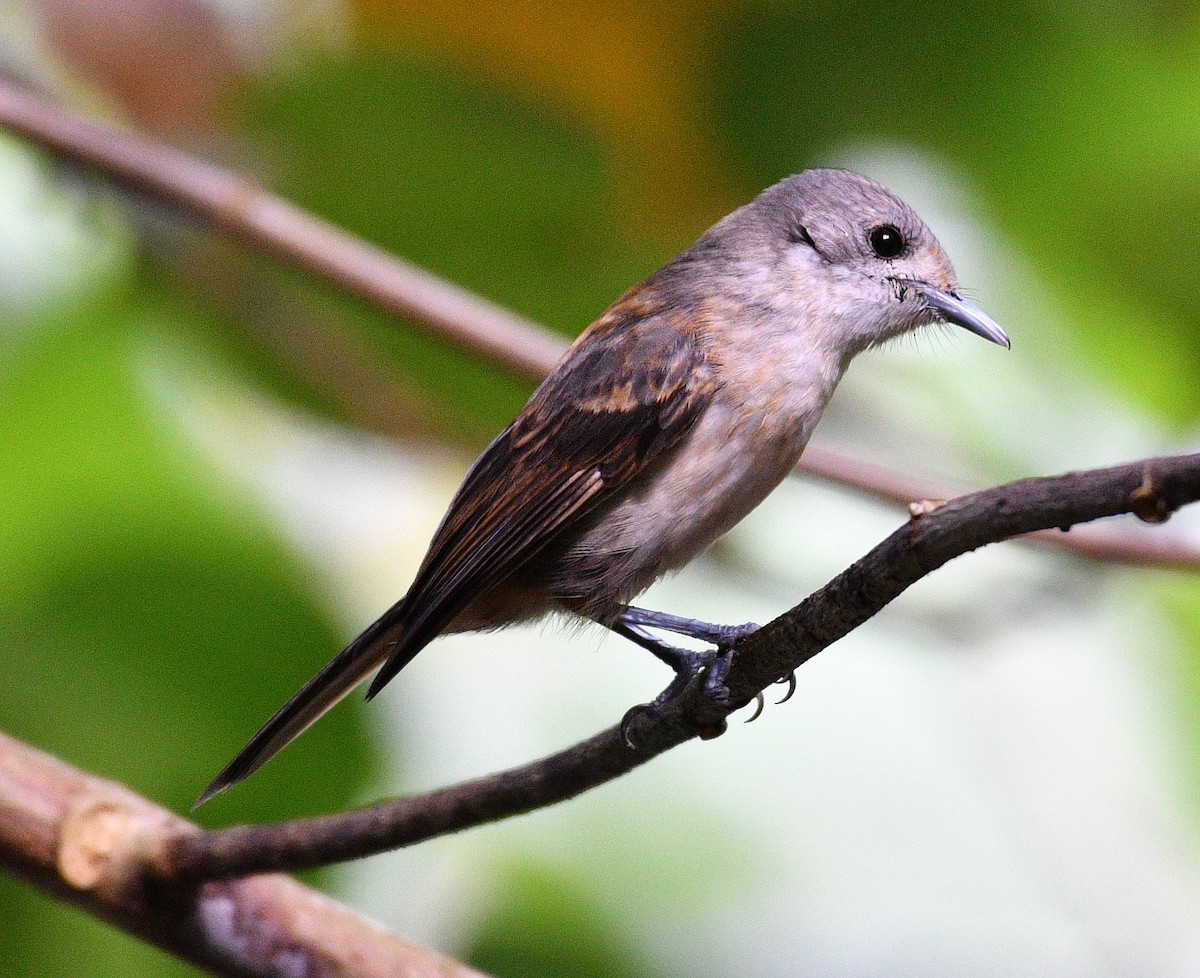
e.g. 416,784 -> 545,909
3,2 -> 1200,975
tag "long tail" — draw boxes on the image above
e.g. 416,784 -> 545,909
194,601 -> 411,808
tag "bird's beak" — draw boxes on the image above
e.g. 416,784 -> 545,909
904,281 -> 1011,349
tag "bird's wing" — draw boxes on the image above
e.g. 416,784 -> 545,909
369,306 -> 719,693
196,305 -> 717,805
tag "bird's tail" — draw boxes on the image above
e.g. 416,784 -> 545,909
194,601 -> 409,808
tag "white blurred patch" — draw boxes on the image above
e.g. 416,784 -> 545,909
137,338 -> 459,631
195,0 -> 350,66
0,133 -> 133,323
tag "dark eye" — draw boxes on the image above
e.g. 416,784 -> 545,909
869,224 -> 905,259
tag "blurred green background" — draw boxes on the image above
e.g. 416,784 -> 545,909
3,2 -> 1200,976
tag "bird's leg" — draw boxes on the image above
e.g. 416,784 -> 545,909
606,608 -> 763,746
619,605 -> 761,705
618,606 -> 760,648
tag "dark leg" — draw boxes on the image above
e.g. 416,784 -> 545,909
609,619 -> 716,674
604,608 -> 765,746
618,606 -> 760,647
608,620 -> 717,747
618,605 -> 760,706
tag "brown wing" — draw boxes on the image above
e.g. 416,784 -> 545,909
196,304 -> 716,805
365,306 -> 718,694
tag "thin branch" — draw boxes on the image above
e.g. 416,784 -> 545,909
0,79 -> 1192,571
0,79 -> 564,383
154,452 -> 1200,882
0,732 -> 490,978
800,443 -> 1200,570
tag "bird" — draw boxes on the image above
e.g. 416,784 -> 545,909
196,168 -> 1009,806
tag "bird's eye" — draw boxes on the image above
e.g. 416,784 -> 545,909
869,224 -> 905,259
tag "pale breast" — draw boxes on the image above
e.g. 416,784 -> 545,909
545,386 -> 826,619
493,297 -> 848,624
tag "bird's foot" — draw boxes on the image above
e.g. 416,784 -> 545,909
608,607 -> 770,747
698,642 -> 766,722
619,652 -> 712,748
614,628 -> 763,744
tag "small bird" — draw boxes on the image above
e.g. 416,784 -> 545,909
197,168 -> 1009,805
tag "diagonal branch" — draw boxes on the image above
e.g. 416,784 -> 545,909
0,79 -> 564,383
798,443 -> 1200,570
153,451 -> 1200,882
0,79 -> 1195,570
0,732 -> 490,978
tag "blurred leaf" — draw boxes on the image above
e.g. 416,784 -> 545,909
0,285 -> 376,974
237,54 -> 667,434
463,860 -> 668,978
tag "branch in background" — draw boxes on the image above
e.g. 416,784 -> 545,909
800,443 -> 1200,570
0,732 -> 490,978
167,234 -> 462,443
150,452 -> 1200,881
0,79 -> 1193,571
0,80 -> 564,383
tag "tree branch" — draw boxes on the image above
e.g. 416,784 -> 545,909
0,732 -> 491,978
151,452 -> 1200,882
0,79 -> 564,383
799,443 -> 1200,570
0,78 -> 1193,570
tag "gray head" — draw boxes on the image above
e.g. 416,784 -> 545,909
700,168 -> 1009,354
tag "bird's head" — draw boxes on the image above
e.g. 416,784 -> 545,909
709,168 -> 1009,358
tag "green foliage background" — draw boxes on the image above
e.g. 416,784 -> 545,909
2,3 -> 1200,976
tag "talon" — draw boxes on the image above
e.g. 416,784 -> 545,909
619,665 -> 695,748
744,691 -> 765,723
620,704 -> 652,749
776,671 -> 797,704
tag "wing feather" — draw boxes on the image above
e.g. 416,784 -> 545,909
365,307 -> 718,693
198,303 -> 718,803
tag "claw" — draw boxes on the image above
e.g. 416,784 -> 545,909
776,671 -> 797,704
744,691 -> 765,723
620,703 -> 652,749
619,665 -> 696,749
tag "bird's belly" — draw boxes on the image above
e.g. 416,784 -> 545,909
547,399 -> 813,617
